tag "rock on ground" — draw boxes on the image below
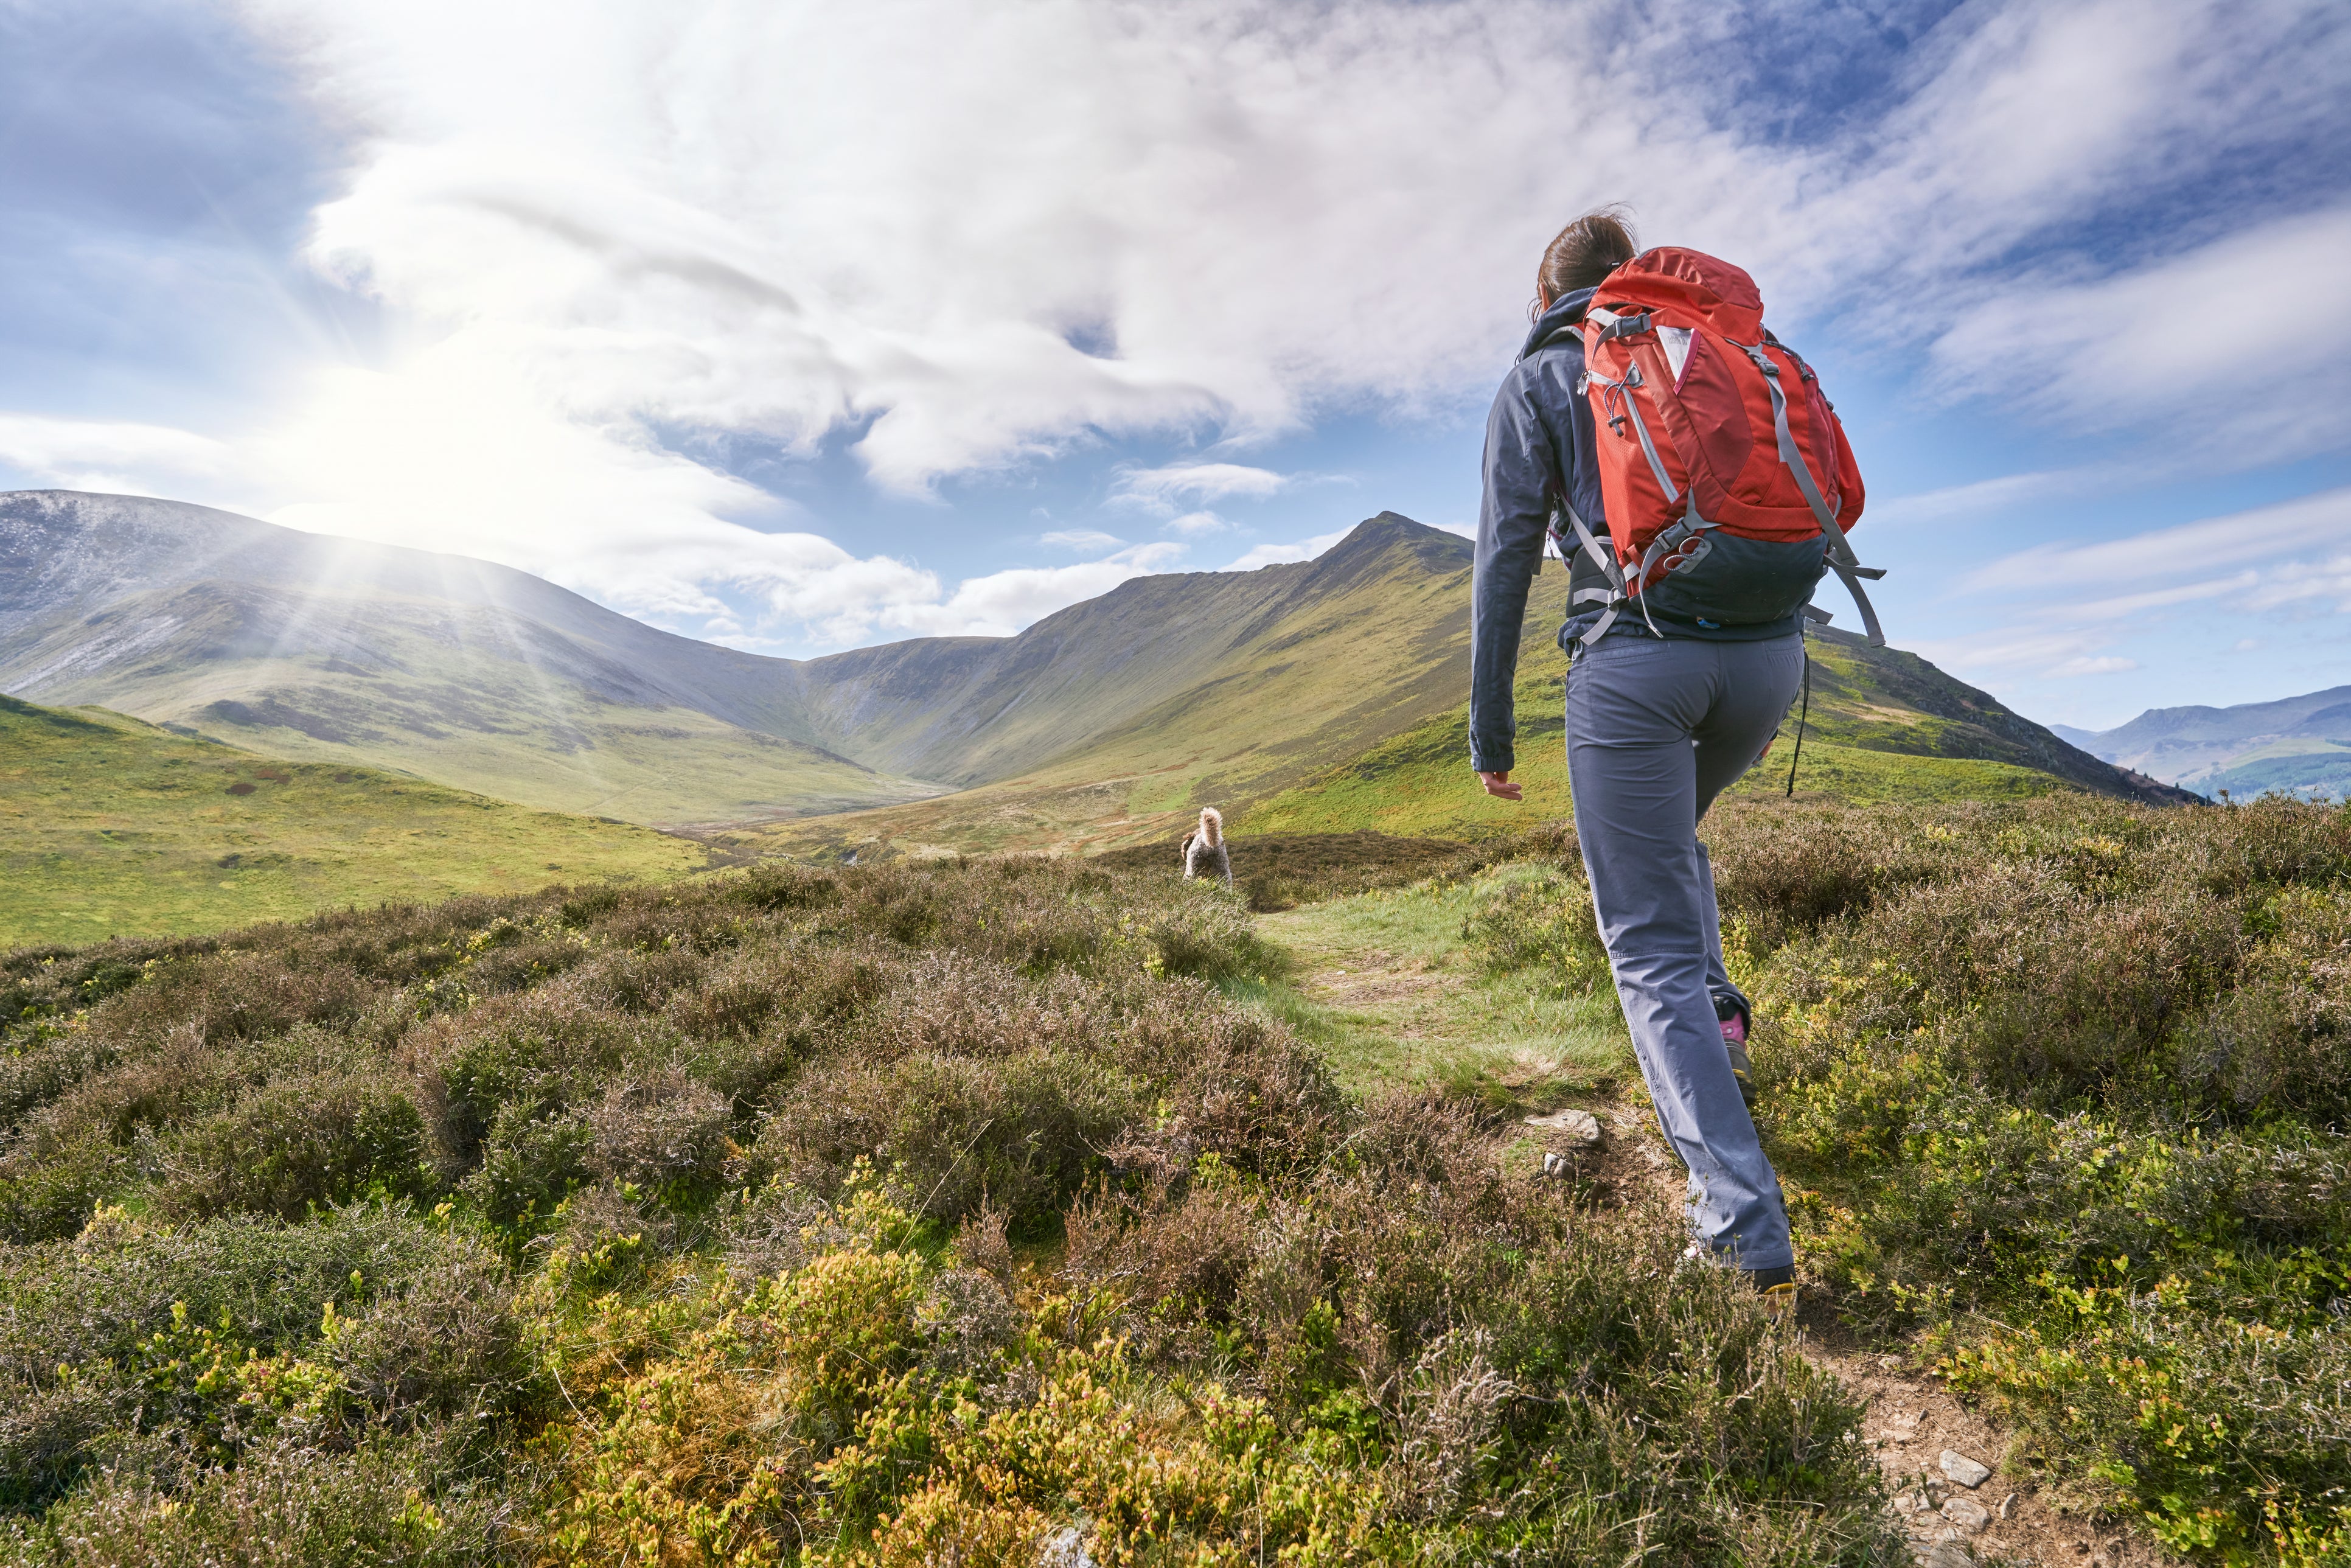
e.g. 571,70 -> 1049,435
1940,1448 -> 1993,1488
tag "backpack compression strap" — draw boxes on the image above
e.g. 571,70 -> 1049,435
1552,498 -> 1629,650
1731,342 -> 1887,647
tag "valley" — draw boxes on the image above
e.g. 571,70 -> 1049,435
2060,686 -> 2351,801
8,491 -> 2187,876
0,695 -> 709,948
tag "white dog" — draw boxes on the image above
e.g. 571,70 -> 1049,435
1182,807 -> 1233,888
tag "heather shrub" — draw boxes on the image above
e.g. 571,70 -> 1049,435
2,1430 -> 512,1567
1733,795 -> 2351,1559
0,1130 -> 128,1245
1,845 -> 1896,1563
582,1070 -> 732,1191
158,1074 -> 433,1221
758,1045 -> 1140,1225
462,1099 -> 594,1231
0,1207 -> 524,1514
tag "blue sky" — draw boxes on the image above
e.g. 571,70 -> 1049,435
2,0 -> 2346,731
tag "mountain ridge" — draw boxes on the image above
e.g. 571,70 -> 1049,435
0,493 -> 1499,827
2053,685 -> 2351,800
5,490 -> 2189,845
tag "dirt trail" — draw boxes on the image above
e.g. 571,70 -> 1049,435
1544,1109 -> 2176,1568
1263,908 -> 2175,1568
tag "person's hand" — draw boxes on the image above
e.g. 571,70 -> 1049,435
1477,770 -> 1522,801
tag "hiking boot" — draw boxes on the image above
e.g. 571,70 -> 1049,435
1715,995 -> 1755,1106
1748,1263 -> 1797,1322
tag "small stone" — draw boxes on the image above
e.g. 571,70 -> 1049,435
1940,1449 -> 1993,1488
1997,1492 -> 2017,1521
1942,1496 -> 1991,1534
1523,1109 -> 1603,1146
1914,1541 -> 1974,1567
1892,1490 -> 1924,1516
1040,1527 -> 1096,1568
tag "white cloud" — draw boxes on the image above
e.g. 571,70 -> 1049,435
2244,552 -> 2351,615
27,0 -> 2321,653
1920,485 -> 2351,694
1966,485 -> 2351,591
2052,655 -> 2140,677
0,414 -> 237,495
1928,207 -> 2351,461
1162,510 -> 1231,537
1113,462 -> 1292,512
1039,528 -> 1123,550
1868,467 -> 2108,528
885,542 -> 1186,638
1224,528 -> 1350,571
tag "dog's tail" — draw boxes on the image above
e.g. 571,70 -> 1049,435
1197,806 -> 1224,848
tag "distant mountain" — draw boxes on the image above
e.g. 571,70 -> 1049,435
1,492 -> 1511,829
728,549 -> 2194,860
0,490 -> 938,826
2057,686 -> 2351,801
3,490 -> 2195,846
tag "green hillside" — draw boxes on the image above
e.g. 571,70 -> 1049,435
722,517 -> 1555,859
1,491 -> 940,827
0,695 -> 706,947
1239,623 -> 2178,840
775,617 -> 2171,856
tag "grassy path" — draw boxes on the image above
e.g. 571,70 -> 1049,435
1238,875 -> 2178,1568
1239,863 -> 1629,1104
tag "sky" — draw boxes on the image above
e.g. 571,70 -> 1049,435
1,0 -> 2346,731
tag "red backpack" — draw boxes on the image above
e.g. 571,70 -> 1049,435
1548,247 -> 1884,648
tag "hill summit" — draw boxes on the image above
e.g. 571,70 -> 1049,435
4,490 -> 2180,846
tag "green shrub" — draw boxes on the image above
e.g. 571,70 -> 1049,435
1738,795 -> 2351,1561
461,1100 -> 593,1233
159,1075 -> 433,1221
0,1208 -> 521,1514
0,1129 -> 128,1244
4,1431 -> 511,1567
757,1045 -> 1140,1225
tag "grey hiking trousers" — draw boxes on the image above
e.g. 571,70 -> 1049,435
1566,631 -> 1805,1270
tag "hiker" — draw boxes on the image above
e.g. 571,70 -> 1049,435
1466,209 -> 1879,1319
